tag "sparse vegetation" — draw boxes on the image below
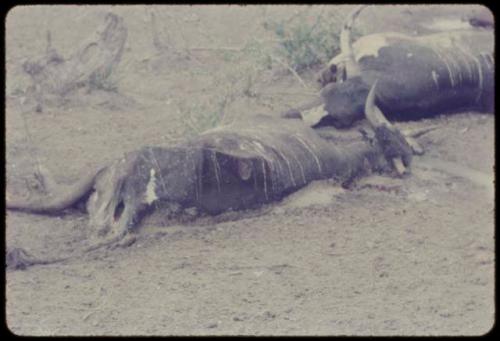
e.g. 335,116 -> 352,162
6,6 -> 495,335
135,7 -> 356,138
177,61 -> 259,137
171,39 -> 275,136
263,8 -> 361,72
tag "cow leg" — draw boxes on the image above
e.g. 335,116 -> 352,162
360,126 -> 427,156
405,137 -> 424,155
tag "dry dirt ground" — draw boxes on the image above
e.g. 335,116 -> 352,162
5,5 -> 495,336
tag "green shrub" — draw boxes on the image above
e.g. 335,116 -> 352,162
264,9 -> 357,72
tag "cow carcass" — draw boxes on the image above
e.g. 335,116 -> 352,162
313,5 -> 494,128
7,113 -> 412,241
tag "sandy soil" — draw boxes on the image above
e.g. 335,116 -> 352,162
5,5 -> 494,336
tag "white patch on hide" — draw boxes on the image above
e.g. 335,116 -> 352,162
327,33 -> 407,66
252,141 -> 266,154
327,52 -> 349,66
354,35 -> 388,61
276,148 -> 296,187
287,149 -> 307,185
145,168 -> 158,204
261,159 -> 268,200
251,140 -> 272,165
293,134 -> 323,174
431,70 -> 439,89
480,52 -> 493,71
88,191 -> 99,211
424,18 -> 472,31
210,151 -> 222,193
433,48 -> 455,87
473,55 -> 484,102
302,105 -> 328,127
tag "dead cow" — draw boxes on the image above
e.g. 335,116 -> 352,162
314,5 -> 494,128
7,110 -> 412,241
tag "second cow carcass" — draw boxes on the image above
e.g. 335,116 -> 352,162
314,5 -> 494,128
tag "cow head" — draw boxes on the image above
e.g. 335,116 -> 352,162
317,57 -> 347,87
86,152 -> 144,239
85,146 -> 203,239
319,76 -> 370,128
317,5 -> 367,88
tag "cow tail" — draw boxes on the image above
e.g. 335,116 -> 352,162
6,168 -> 102,214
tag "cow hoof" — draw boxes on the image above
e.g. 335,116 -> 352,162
392,158 -> 410,176
407,137 -> 424,155
281,109 -> 303,120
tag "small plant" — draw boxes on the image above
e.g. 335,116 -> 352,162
177,85 -> 238,137
263,9 -> 355,72
177,51 -> 269,137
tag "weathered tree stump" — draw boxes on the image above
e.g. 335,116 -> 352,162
22,12 -> 127,111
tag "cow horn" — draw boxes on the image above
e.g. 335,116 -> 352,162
403,126 -> 440,155
364,80 -> 393,129
365,80 -> 409,175
340,5 -> 367,80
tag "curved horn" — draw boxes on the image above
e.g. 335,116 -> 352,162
364,80 -> 393,129
365,80 -> 408,175
339,5 -> 367,79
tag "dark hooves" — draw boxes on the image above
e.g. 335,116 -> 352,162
6,248 -> 35,270
281,109 -> 303,120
